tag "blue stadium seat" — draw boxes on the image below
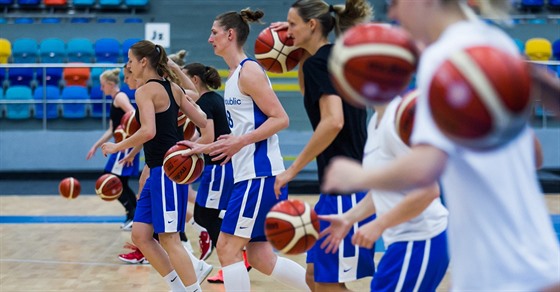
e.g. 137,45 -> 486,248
121,38 -> 141,62
553,39 -> 560,60
33,85 -> 60,119
72,0 -> 94,5
17,0 -> 40,5
90,67 -> 105,88
5,85 -> 33,119
0,87 -> 5,118
513,38 -> 525,55
0,0 -> 14,5
39,38 -> 66,63
67,38 -> 94,63
14,17 -> 34,24
550,0 -> 560,8
41,18 -> 62,24
7,68 -> 34,86
90,85 -> 111,118
0,67 -> 7,84
61,85 -> 89,118
70,17 -> 90,23
124,17 -> 143,23
125,0 -> 148,6
97,18 -> 117,23
12,38 -> 38,63
99,0 -> 121,6
521,0 -> 544,9
95,38 -> 120,63
0,18 -> 7,24
36,67 -> 63,86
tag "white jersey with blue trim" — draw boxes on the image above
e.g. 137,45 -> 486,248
363,97 -> 448,247
411,20 -> 560,290
224,59 -> 285,183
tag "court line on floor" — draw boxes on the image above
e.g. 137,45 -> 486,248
0,258 -> 140,267
0,215 -> 125,223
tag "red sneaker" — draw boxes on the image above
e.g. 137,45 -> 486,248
199,230 -> 213,260
207,269 -> 224,284
118,246 -> 149,264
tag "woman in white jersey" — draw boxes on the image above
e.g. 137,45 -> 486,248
320,92 -> 450,291
322,0 -> 560,290
181,8 -> 309,291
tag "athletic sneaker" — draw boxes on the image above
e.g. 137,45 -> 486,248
118,247 -> 149,264
207,250 -> 252,284
199,231 -> 213,260
195,259 -> 213,283
121,218 -> 133,231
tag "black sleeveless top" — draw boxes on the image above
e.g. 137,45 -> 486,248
110,91 -> 126,132
135,79 -> 181,168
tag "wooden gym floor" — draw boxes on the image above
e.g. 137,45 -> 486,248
1,194 -> 558,291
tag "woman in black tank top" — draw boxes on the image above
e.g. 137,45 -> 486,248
86,68 -> 139,229
101,40 -> 207,292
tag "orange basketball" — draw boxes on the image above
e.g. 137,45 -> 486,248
95,173 -> 123,201
329,23 -> 420,107
163,144 -> 204,184
183,118 -> 196,141
429,46 -> 531,150
395,89 -> 419,146
58,177 -> 81,199
114,124 -> 127,143
254,27 -> 304,74
177,110 -> 186,127
120,110 -> 140,136
265,199 -> 320,255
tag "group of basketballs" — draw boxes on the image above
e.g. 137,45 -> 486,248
58,22 -> 533,255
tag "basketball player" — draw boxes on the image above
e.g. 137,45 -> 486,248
117,60 -> 214,283
101,40 -> 207,292
86,68 -> 139,231
179,62 -> 252,283
320,93 -> 450,291
322,0 -> 560,290
270,1 -> 375,290
179,8 -> 308,291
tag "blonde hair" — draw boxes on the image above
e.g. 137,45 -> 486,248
291,0 -> 373,37
100,68 -> 121,85
169,49 -> 188,67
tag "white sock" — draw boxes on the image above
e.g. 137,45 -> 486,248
271,256 -> 310,291
163,270 -> 186,292
184,281 -> 201,292
189,218 -> 206,233
182,239 -> 194,254
183,243 -> 201,267
223,261 -> 250,291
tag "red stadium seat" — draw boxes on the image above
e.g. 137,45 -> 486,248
63,65 -> 90,87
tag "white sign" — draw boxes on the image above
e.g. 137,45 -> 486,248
145,23 -> 170,48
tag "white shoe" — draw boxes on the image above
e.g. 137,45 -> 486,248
195,260 -> 213,283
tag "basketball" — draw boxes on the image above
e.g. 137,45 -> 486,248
163,144 -> 204,184
329,23 -> 420,107
395,89 -> 419,146
183,118 -> 196,141
95,173 -> 123,201
58,177 -> 81,199
178,110 -> 186,127
120,110 -> 140,136
429,46 -> 532,150
254,27 -> 304,74
264,199 -> 320,255
114,124 -> 127,143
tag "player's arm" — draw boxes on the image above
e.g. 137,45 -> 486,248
196,119 -> 215,145
176,85 -> 207,129
168,57 -> 200,102
86,121 -> 114,159
286,94 -> 344,179
113,92 -> 135,112
322,144 -> 447,194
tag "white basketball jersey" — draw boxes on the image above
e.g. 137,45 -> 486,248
224,59 -> 285,182
363,97 -> 448,247
412,20 -> 560,290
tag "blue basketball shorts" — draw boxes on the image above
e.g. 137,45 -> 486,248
195,163 -> 234,211
104,148 -> 139,177
307,192 -> 376,283
371,230 -> 449,291
134,166 -> 189,234
220,176 -> 288,242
